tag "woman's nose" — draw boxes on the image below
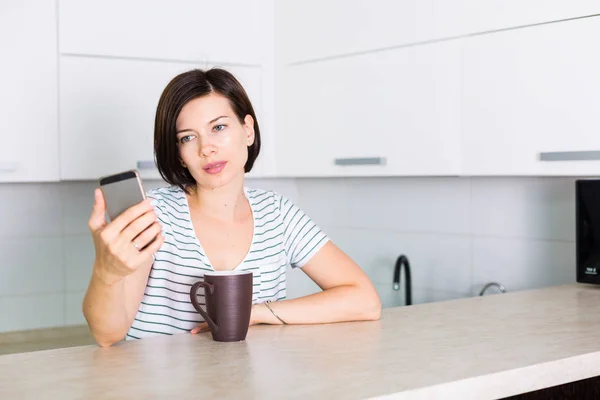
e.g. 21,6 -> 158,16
199,139 -> 218,157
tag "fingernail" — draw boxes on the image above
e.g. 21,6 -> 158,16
150,199 -> 158,207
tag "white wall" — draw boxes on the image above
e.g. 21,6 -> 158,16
0,177 -> 576,333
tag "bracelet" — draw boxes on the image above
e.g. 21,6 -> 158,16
264,301 -> 287,325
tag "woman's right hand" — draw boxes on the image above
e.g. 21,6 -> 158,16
88,188 -> 165,286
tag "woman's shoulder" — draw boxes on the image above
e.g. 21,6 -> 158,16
145,185 -> 188,220
144,186 -> 191,234
145,185 -> 186,204
244,186 -> 291,212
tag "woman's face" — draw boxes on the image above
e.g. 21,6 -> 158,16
175,93 -> 255,190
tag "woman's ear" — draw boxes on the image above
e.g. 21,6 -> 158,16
244,114 -> 255,146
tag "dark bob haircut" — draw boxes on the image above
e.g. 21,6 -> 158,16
153,68 -> 261,192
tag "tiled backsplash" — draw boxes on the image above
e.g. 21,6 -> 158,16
0,177 -> 577,333
292,177 -> 576,308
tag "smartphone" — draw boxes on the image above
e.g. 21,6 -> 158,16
99,169 -> 146,222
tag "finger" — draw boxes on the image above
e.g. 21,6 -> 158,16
139,231 -> 165,257
191,322 -> 209,334
106,198 -> 154,236
88,188 -> 108,233
114,231 -> 163,275
134,221 -> 163,249
106,210 -> 158,260
119,209 -> 159,244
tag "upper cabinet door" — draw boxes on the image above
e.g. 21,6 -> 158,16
279,0 -> 600,64
58,0 -> 265,66
58,0 -> 274,180
461,16 -> 600,176
59,57 -> 262,181
0,0 -> 59,182
278,40 -> 461,177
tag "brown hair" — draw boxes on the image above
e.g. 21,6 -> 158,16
153,68 -> 261,192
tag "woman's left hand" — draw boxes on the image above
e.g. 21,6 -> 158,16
190,322 -> 211,334
190,304 -> 264,334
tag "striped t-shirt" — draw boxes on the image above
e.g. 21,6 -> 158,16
126,185 -> 329,340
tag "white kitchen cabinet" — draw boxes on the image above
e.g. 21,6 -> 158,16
278,40 -> 461,177
279,0 -> 600,64
461,16 -> 600,176
58,0 -> 266,66
59,56 -> 262,181
0,0 -> 59,182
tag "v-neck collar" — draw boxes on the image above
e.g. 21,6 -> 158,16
180,186 -> 256,272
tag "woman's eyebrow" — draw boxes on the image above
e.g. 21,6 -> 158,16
176,116 -> 230,134
175,128 -> 196,134
208,115 -> 229,124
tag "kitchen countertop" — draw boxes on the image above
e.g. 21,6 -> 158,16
2,283 -> 600,399
0,325 -> 95,356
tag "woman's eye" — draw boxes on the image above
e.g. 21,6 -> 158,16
179,135 -> 195,144
213,124 -> 226,132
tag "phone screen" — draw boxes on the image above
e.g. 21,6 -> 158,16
99,170 -> 146,221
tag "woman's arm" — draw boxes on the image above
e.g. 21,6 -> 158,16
83,189 -> 164,346
252,241 -> 381,325
191,241 -> 380,334
83,260 -> 154,346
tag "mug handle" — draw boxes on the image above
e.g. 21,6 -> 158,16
190,281 -> 219,333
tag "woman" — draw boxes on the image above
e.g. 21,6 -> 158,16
83,68 -> 381,346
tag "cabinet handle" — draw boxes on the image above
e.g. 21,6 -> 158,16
137,160 -> 156,170
334,157 -> 386,166
0,162 -> 17,172
540,151 -> 600,162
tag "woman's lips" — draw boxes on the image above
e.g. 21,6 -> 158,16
203,161 -> 227,175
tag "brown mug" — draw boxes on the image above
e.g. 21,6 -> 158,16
190,270 -> 253,342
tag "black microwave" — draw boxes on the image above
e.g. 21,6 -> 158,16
576,179 -> 600,284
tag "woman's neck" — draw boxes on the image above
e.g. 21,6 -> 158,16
187,175 -> 247,222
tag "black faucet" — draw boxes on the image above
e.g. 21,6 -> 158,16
393,254 -> 412,306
